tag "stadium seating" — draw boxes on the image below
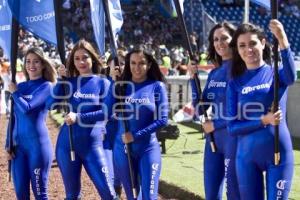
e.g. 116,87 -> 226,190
184,0 -> 300,54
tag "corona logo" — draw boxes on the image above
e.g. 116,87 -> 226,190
102,166 -> 109,174
276,180 -> 287,190
34,168 -> 41,175
152,163 -> 159,171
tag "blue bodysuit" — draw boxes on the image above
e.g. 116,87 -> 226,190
114,80 -> 168,200
47,75 -> 116,200
8,78 -> 53,200
227,48 -> 295,200
82,79 -> 169,200
103,77 -> 122,190
190,60 -> 240,200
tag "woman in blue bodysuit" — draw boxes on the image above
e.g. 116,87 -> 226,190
6,47 -> 56,200
103,50 -> 126,197
227,20 -> 295,200
99,46 -> 168,200
47,39 -> 117,200
189,22 -> 240,200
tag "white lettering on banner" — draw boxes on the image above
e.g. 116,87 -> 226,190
125,97 -> 150,104
242,83 -> 271,94
0,25 -> 10,31
25,11 -> 55,23
73,91 -> 96,99
208,80 -> 226,89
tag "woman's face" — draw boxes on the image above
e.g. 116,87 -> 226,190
74,48 -> 93,75
130,52 -> 149,83
25,53 -> 44,80
213,27 -> 232,60
237,32 -> 265,68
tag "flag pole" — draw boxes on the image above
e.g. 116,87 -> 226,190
173,0 -> 216,152
7,12 -> 19,182
244,0 -> 250,23
200,0 -> 206,49
53,0 -> 75,161
102,0 -> 137,198
271,0 -> 280,165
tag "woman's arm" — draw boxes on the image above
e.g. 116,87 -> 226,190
76,79 -> 114,124
132,82 -> 169,140
190,72 -> 211,117
226,81 -> 264,136
12,82 -> 52,114
269,20 -> 296,85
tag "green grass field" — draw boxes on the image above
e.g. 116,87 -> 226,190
160,122 -> 300,199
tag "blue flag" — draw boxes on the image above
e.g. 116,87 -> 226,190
90,0 -> 105,55
251,0 -> 270,10
0,0 -> 12,60
108,0 -> 123,48
8,0 -> 57,44
160,0 -> 184,17
90,0 -> 123,56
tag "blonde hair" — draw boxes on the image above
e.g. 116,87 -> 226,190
23,47 -> 57,83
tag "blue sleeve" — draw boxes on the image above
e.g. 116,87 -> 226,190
226,81 -> 264,136
77,79 -> 114,123
279,47 -> 296,86
190,74 -> 210,117
11,83 -> 51,114
213,118 -> 227,130
133,82 -> 169,139
45,80 -> 65,110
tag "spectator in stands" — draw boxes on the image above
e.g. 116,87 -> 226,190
227,20 -> 295,199
189,22 -> 240,200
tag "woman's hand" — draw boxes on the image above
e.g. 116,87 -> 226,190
261,109 -> 283,126
8,82 -> 17,93
65,112 -> 77,125
110,65 -> 122,81
269,19 -> 289,49
6,150 -> 14,161
202,120 -> 215,133
187,62 -> 198,79
122,132 -> 134,144
57,64 -> 67,77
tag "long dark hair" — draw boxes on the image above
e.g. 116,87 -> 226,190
24,47 -> 57,83
207,22 -> 236,66
122,45 -> 166,83
66,39 -> 103,77
230,23 -> 272,78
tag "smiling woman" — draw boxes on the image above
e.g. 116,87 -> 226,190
46,39 -> 118,200
227,20 -> 296,200
188,22 -> 240,200
106,45 -> 169,200
23,48 -> 57,82
6,47 -> 57,200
